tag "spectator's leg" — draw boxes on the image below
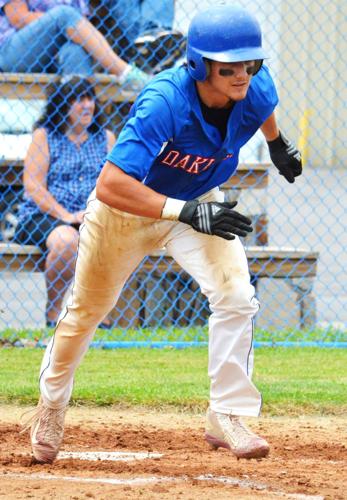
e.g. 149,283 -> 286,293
68,16 -> 150,89
45,225 -> 79,324
0,4 -> 148,85
0,10 -> 70,72
66,17 -> 126,75
0,5 -> 104,73
57,41 -> 93,75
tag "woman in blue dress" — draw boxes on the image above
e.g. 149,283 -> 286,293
15,75 -> 116,326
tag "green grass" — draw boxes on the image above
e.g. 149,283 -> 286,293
0,347 -> 346,415
1,325 -> 346,345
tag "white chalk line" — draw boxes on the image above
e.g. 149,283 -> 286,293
0,472 -> 324,499
1,472 -> 176,487
57,451 -> 163,461
56,451 -> 340,468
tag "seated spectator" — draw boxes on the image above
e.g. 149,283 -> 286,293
14,76 -> 115,327
91,0 -> 186,73
0,0 -> 149,90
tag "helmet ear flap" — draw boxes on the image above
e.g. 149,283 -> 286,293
187,49 -> 209,81
252,59 -> 263,76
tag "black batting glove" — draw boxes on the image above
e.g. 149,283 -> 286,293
178,200 -> 253,241
267,131 -> 302,183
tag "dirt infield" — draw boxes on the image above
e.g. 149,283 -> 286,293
0,405 -> 346,499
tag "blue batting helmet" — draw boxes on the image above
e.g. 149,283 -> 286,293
187,5 -> 267,81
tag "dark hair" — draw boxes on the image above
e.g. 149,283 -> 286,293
34,76 -> 106,133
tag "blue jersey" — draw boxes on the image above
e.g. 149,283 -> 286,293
107,65 -> 278,201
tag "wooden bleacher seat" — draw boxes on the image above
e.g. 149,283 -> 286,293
0,72 -> 137,102
0,242 -> 319,328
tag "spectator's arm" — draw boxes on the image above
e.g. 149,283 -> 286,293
24,128 -> 73,221
106,129 -> 116,152
4,0 -> 43,29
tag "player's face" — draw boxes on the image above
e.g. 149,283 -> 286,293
68,95 -> 96,129
207,61 -> 255,102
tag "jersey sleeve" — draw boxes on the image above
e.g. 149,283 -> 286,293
246,65 -> 279,124
106,89 -> 179,181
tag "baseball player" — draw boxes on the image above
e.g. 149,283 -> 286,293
25,4 -> 302,463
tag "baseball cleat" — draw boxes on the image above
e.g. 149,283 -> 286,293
205,407 -> 270,459
22,398 -> 67,463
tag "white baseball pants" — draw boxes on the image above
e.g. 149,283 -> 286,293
39,188 -> 262,416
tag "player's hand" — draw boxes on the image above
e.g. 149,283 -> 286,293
178,200 -> 253,241
267,131 -> 302,183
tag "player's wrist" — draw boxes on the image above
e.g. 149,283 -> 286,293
161,197 -> 187,221
267,130 -> 286,152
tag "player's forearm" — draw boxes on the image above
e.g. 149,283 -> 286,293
96,161 -> 166,219
260,112 -> 280,142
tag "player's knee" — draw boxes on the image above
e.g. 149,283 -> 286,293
209,279 -> 259,317
60,293 -> 114,332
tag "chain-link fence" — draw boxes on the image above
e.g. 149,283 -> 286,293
0,0 -> 346,346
